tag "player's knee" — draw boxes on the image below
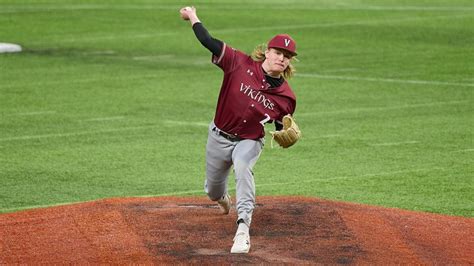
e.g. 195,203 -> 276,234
233,159 -> 252,178
204,179 -> 225,201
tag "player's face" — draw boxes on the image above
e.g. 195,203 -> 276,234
265,48 -> 292,74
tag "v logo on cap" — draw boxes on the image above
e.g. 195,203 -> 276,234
268,34 -> 297,56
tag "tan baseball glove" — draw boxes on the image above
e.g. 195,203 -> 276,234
270,114 -> 301,148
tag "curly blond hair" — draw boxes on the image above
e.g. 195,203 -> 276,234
251,43 -> 296,80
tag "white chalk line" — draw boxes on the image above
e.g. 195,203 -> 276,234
4,112 -> 202,127
0,120 -> 209,142
0,167 -> 444,213
297,73 -> 474,87
82,50 -> 116,56
81,116 -> 125,122
4,112 -> 125,122
163,120 -> 209,127
370,141 -> 419,146
4,111 -> 57,116
298,100 -> 469,117
0,125 -> 161,142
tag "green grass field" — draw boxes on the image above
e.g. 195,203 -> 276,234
1,0 -> 473,216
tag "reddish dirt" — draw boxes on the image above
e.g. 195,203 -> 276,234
0,196 -> 473,264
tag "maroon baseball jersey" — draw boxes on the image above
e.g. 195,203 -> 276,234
211,43 -> 296,140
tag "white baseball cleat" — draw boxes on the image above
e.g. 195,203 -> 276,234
231,231 -> 251,253
217,193 -> 231,215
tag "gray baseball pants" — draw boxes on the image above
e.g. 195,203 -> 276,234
204,122 -> 264,226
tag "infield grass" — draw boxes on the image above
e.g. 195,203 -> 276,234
1,0 -> 473,216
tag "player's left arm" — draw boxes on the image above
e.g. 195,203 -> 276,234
274,101 -> 296,131
274,120 -> 283,131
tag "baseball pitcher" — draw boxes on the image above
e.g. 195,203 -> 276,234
179,6 -> 301,254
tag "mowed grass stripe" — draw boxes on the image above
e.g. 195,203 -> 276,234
298,101 -> 469,116
298,74 -> 474,87
2,3 -> 473,13
25,13 -> 472,45
0,121 -> 208,142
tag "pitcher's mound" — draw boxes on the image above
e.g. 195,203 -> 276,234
0,196 -> 473,264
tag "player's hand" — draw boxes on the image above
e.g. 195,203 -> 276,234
179,6 -> 196,21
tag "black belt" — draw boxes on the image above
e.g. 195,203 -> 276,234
213,127 -> 243,142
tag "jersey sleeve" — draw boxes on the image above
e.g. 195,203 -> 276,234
212,44 -> 248,73
192,22 -> 223,57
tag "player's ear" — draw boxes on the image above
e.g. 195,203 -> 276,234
264,48 -> 271,58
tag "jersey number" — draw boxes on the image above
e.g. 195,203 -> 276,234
259,113 -> 271,126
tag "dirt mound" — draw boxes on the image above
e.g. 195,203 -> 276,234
0,196 -> 472,264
